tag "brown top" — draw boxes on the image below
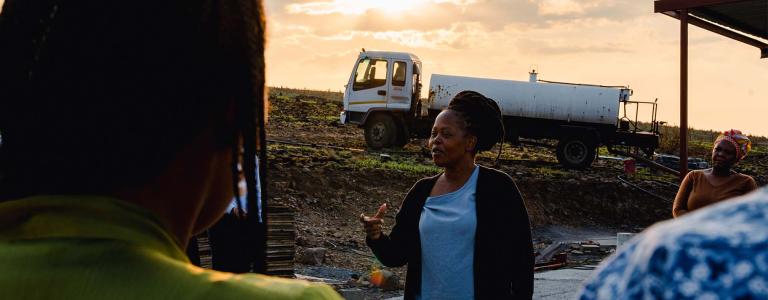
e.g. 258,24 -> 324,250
673,170 -> 758,217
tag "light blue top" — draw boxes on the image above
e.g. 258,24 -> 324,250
417,165 -> 479,300
579,187 -> 768,300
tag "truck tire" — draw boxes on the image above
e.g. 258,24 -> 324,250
556,138 -> 596,169
364,114 -> 396,149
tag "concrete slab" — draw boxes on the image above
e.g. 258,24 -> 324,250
338,288 -> 365,300
588,236 -> 617,247
294,274 -> 345,285
533,268 -> 595,300
534,225 -> 619,246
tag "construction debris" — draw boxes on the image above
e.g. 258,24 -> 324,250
535,242 -> 568,264
534,240 -> 616,272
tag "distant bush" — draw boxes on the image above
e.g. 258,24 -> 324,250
269,87 -> 343,102
650,123 -> 766,157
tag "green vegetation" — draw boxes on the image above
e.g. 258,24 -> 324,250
531,166 -> 570,177
750,144 -> 768,155
597,147 -> 611,157
273,94 -> 291,102
308,115 -> 340,123
652,123 -> 767,157
268,143 -> 440,175
269,86 -> 343,102
354,157 -> 441,175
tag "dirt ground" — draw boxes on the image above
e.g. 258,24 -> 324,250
264,87 -> 767,299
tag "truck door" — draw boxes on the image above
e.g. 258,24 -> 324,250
388,60 -> 411,110
348,58 -> 389,112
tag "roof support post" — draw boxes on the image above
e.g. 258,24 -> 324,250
680,9 -> 689,179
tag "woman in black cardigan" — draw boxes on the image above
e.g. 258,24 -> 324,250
361,91 -> 534,299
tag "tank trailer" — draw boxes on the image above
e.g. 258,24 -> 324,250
340,50 -> 660,169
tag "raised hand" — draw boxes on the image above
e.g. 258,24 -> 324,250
360,203 -> 388,240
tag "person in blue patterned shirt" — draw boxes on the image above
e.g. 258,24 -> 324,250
579,187 -> 768,299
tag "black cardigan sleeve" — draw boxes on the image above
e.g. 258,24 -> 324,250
507,179 -> 534,299
365,178 -> 430,268
474,167 -> 534,299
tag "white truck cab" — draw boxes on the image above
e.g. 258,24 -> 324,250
341,51 -> 421,122
340,51 -> 422,148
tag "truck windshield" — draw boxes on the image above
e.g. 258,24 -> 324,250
353,58 -> 388,91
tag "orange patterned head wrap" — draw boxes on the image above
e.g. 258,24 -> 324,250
714,129 -> 751,161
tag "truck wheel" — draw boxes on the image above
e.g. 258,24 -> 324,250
365,114 -> 396,149
556,138 -> 596,169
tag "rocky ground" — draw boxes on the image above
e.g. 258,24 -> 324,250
264,87 -> 768,299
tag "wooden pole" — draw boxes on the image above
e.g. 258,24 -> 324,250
680,9 -> 689,180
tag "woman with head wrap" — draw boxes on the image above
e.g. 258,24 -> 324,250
672,129 -> 758,217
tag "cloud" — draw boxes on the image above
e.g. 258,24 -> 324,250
531,0 -> 628,16
535,0 -> 589,16
517,38 -> 631,55
318,22 -> 488,49
283,0 -> 479,16
435,0 -> 479,5
270,0 -> 650,36
266,0 -> 656,55
285,0 -> 365,15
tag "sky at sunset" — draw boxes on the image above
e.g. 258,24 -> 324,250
1,0 -> 765,136
262,0 -> 768,136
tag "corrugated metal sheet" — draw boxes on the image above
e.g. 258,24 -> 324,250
691,0 -> 767,40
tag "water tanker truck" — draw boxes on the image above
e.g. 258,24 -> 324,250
340,50 -> 660,169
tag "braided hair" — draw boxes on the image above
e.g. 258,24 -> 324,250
0,0 -> 267,218
0,0 -> 269,272
446,91 -> 505,155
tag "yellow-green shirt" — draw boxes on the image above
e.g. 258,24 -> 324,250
0,195 -> 341,299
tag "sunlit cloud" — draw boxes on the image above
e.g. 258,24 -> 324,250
517,38 -> 630,55
286,0 -> 434,15
286,0 -> 363,15
320,22 -> 487,49
532,0 -> 614,16
270,22 -> 316,36
434,0 -> 479,5
535,0 -> 586,15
